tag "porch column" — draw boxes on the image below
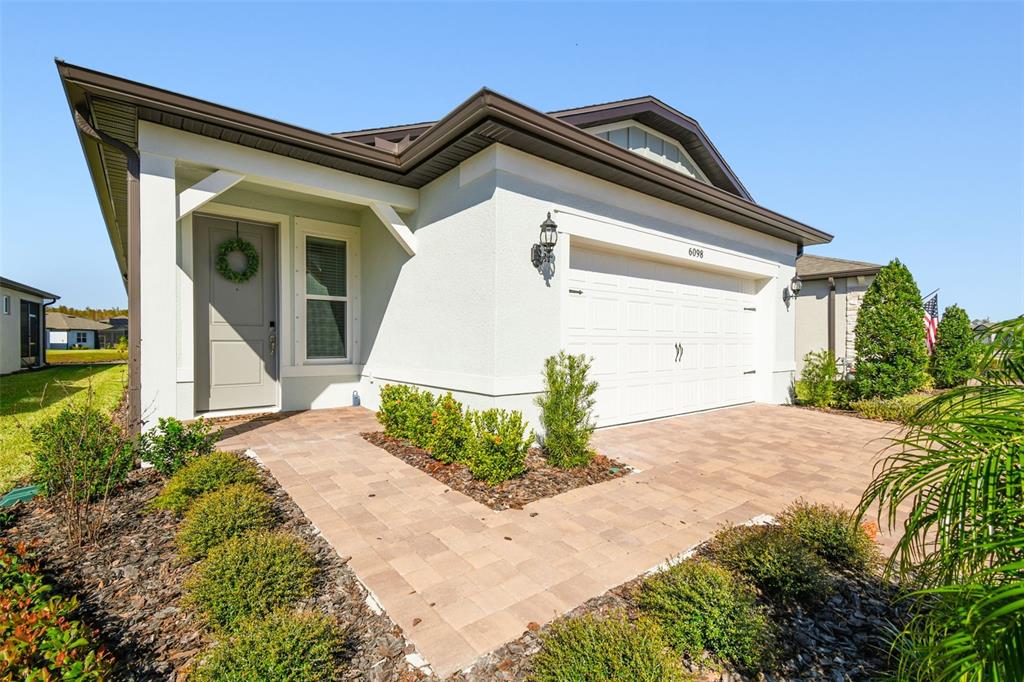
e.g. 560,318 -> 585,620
139,152 -> 178,427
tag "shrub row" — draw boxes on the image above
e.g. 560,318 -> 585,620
849,393 -> 929,424
0,537 -> 113,679
377,384 -> 533,485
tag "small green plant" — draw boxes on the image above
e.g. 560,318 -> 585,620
466,408 -> 533,485
637,559 -> 775,672
707,524 -> 829,603
141,416 -> 219,475
376,383 -> 418,439
427,393 -> 471,464
0,538 -> 114,679
405,390 -> 437,449
930,304 -> 980,388
183,531 -> 317,632
800,349 -> 840,408
189,609 -> 345,681
532,612 -> 687,682
175,483 -> 275,558
777,500 -> 879,572
850,393 -> 928,424
150,451 -> 262,515
535,351 -> 599,468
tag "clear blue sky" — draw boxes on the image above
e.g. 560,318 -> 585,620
2,2 -> 1021,321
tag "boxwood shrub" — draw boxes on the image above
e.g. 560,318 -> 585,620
466,408 -> 533,485
150,451 -> 262,515
175,483 -> 275,558
376,384 -> 418,439
706,524 -> 829,604
637,559 -> 775,672
427,393 -> 471,464
183,531 -> 316,631
189,609 -> 345,681
141,416 -> 218,475
777,500 -> 879,572
532,612 -> 687,682
850,393 -> 928,424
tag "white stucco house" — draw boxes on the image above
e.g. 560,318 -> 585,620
57,62 -> 832,432
45,311 -> 113,349
794,254 -> 881,375
1,277 -> 58,375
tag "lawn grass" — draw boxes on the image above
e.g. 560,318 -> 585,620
47,348 -> 127,364
0,364 -> 127,493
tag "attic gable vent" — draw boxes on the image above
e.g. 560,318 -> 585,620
589,121 -> 710,183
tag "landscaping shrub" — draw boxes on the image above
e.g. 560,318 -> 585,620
184,530 -> 317,631
405,389 -> 437,449
707,524 -> 829,603
850,393 -> 928,424
376,383 -> 418,439
777,500 -> 879,572
32,401 -> 135,544
141,416 -> 218,475
150,451 -> 262,515
637,559 -> 775,672
535,351 -> 599,468
0,537 -> 113,679
189,609 -> 345,682
466,408 -> 533,485
532,612 -> 687,682
852,259 -> 929,399
427,392 -> 471,464
175,483 -> 275,558
930,304 -> 980,388
799,349 -> 840,408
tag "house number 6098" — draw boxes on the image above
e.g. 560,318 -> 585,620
688,247 -> 705,259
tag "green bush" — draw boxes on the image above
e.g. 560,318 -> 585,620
853,259 -> 929,399
777,500 -> 879,572
405,389 -> 437,449
189,609 -> 345,681
850,393 -> 928,424
376,383 -> 418,439
176,483 -> 275,558
532,612 -> 687,682
184,531 -> 317,632
427,393 -> 471,464
466,408 -> 533,485
32,403 -> 134,501
535,351 -> 599,468
150,451 -> 262,515
707,524 -> 829,603
930,304 -> 980,388
799,349 -> 840,408
141,416 -> 219,475
637,559 -> 775,671
1,538 -> 114,679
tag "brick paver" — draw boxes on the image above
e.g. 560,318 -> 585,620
219,404 -> 897,677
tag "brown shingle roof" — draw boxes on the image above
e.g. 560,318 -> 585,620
797,254 -> 882,281
45,312 -> 112,331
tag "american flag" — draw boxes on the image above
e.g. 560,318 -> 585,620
923,293 -> 939,353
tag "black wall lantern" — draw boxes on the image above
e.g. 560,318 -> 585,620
531,212 -> 559,270
783,274 -> 803,309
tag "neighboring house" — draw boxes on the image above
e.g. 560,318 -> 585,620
794,254 -> 882,375
1,277 -> 58,375
46,312 -> 112,350
972,319 -> 996,345
57,61 -> 833,431
98,316 -> 129,348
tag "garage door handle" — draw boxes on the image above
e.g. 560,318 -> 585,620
743,370 -> 756,374
674,342 -> 683,362
569,289 -> 583,295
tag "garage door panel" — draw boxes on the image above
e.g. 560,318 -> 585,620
625,343 -> 651,374
591,297 -> 619,332
626,300 -> 651,332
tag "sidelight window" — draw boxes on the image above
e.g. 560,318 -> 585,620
304,236 -> 348,360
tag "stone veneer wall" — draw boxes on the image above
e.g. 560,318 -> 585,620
845,282 -> 869,369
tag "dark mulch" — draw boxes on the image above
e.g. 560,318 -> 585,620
362,432 -> 630,511
6,459 -> 427,682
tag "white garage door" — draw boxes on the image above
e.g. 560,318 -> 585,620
566,246 -> 757,427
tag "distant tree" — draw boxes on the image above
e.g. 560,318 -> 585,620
930,305 -> 980,388
50,305 -> 128,321
853,259 -> 929,398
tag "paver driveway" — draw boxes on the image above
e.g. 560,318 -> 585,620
219,403 -> 897,677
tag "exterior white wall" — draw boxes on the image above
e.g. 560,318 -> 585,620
46,329 -> 96,349
1,286 -> 45,374
794,274 -> 874,375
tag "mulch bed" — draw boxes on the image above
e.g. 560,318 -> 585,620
6,460 -> 427,682
362,432 -> 630,511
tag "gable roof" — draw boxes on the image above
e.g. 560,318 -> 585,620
45,311 -> 112,331
56,62 -> 832,285
0,277 -> 58,300
797,254 -> 882,281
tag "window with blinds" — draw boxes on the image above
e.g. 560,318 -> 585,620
305,236 -> 347,359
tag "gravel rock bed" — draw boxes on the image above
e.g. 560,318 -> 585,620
451,552 -> 905,682
7,460 -> 428,681
362,432 -> 630,511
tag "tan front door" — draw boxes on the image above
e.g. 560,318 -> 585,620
194,215 -> 278,412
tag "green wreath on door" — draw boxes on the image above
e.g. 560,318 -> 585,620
216,238 -> 260,283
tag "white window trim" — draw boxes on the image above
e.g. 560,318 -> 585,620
294,217 -> 361,367
583,119 -> 711,183
76,331 -> 88,344
1,295 -> 9,315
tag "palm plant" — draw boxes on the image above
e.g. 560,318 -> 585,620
858,316 -> 1024,681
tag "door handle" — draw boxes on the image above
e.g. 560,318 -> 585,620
674,342 -> 683,362
269,333 -> 277,356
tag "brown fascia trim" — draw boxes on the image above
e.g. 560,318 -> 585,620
55,61 -> 832,246
800,266 -> 881,281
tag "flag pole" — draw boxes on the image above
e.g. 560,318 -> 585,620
921,288 -> 940,301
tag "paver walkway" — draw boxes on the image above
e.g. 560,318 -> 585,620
219,404 -> 898,677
